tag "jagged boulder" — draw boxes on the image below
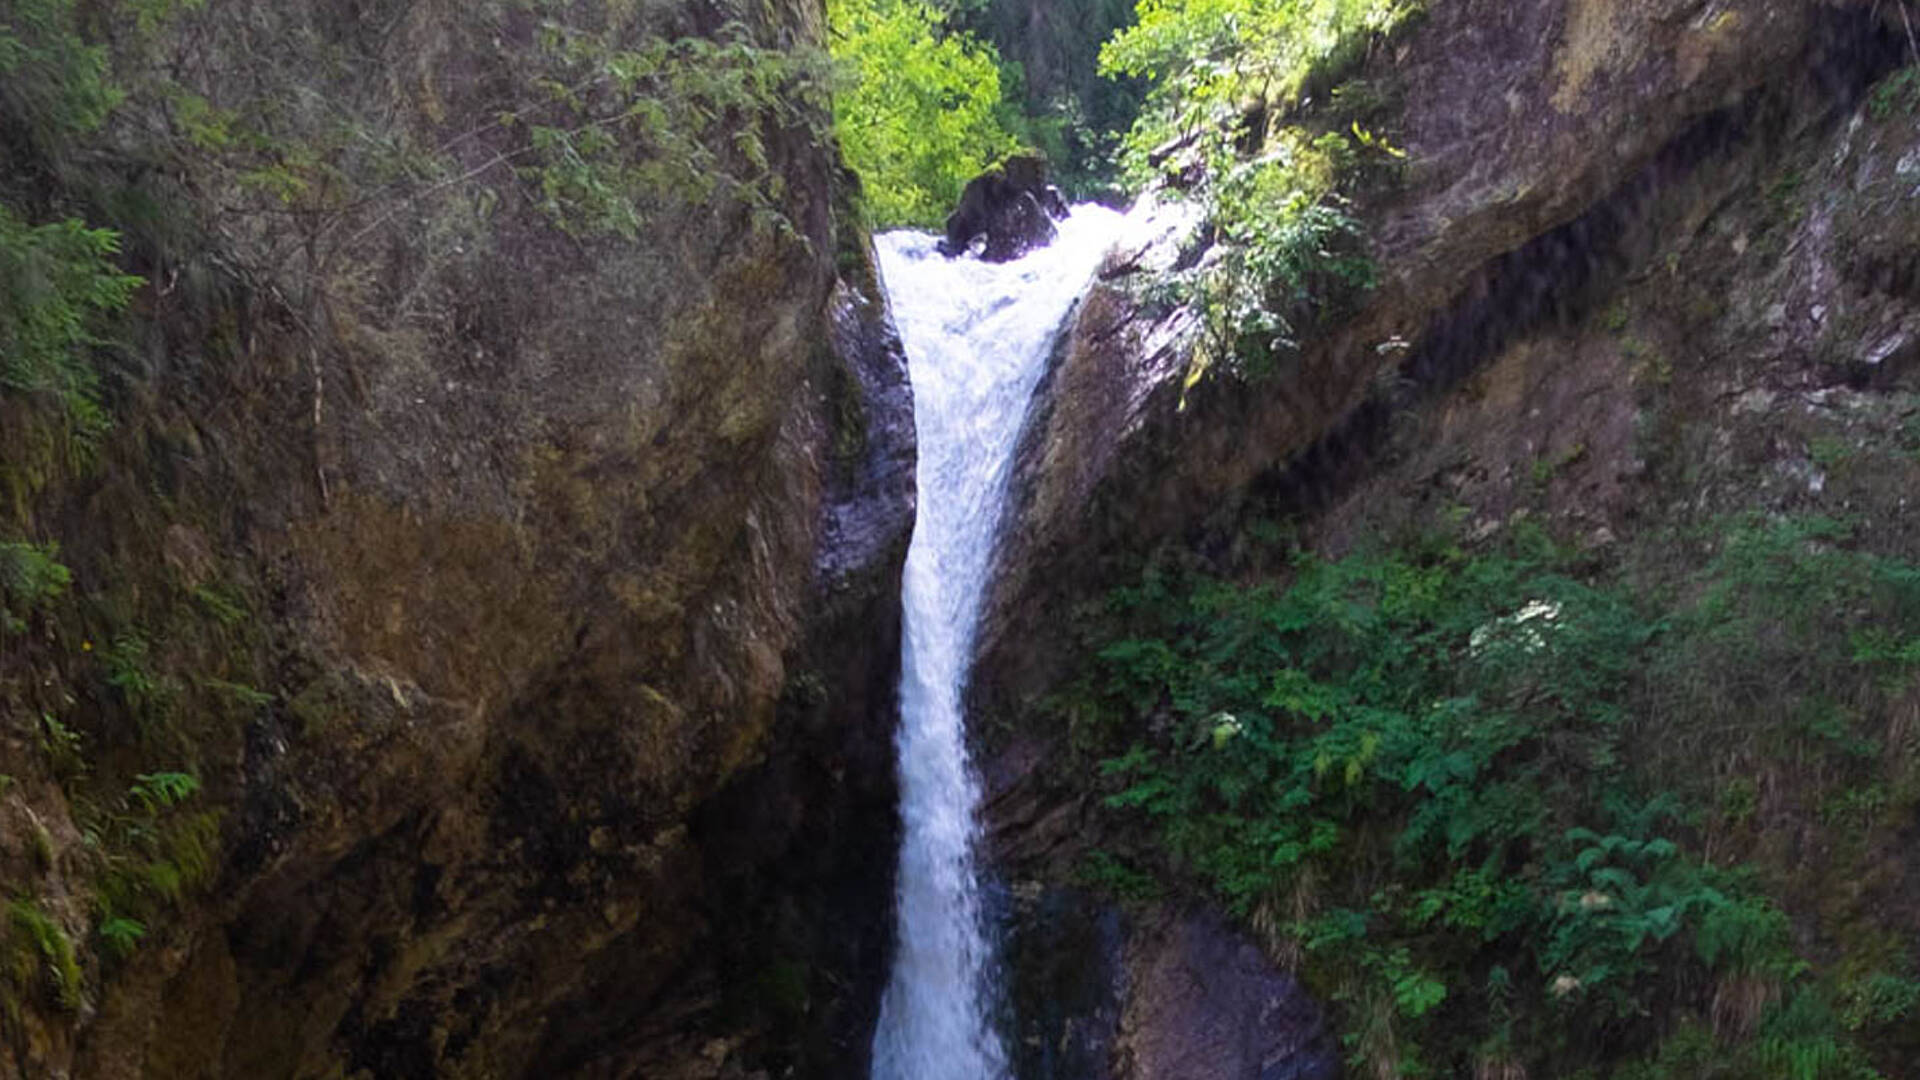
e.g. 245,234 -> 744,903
939,154 -> 1072,261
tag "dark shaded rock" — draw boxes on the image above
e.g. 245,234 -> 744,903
1002,888 -> 1126,1080
1114,915 -> 1337,1080
657,263 -> 917,1080
940,154 -> 1072,261
996,891 -> 1336,1080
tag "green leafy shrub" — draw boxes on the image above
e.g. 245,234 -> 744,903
1097,0 -> 1415,383
829,0 -> 1021,226
88,769 -> 215,957
515,20 -> 832,241
127,770 -> 200,814
1747,990 -> 1879,1080
1073,849 -> 1163,903
94,916 -> 145,963
0,539 -> 71,633
1838,972 -> 1920,1032
37,713 -> 86,780
0,204 -> 142,438
0,0 -> 121,153
1100,0 -> 1419,173
1063,515 -> 1920,1074
1640,515 -> 1920,790
1179,135 -> 1381,381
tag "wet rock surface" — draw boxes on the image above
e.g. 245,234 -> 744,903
1115,915 -> 1337,1080
989,726 -> 1339,1080
1001,888 -> 1126,1080
996,890 -> 1339,1080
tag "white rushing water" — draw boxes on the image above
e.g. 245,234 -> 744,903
869,206 -> 1124,1080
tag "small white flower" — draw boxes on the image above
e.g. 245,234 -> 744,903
1470,599 -> 1564,656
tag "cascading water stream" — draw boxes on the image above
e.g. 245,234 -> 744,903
869,207 -> 1124,1080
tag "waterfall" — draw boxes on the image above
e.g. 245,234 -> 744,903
869,207 -> 1124,1080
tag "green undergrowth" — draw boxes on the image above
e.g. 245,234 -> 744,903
0,0 -> 144,474
1,528 -> 238,1020
1059,515 -> 1920,1077
0,540 -> 72,634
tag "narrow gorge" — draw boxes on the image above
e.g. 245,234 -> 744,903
5,0 -> 1920,1078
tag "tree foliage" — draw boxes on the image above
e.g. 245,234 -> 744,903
0,0 -> 121,156
942,0 -> 1147,197
1100,0 -> 1417,162
0,205 -> 141,439
0,0 -> 143,440
515,18 -> 832,241
829,0 -> 1020,226
1093,0 -> 1417,383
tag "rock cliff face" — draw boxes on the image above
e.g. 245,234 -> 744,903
974,2 -> 1920,1075
0,2 -> 910,1077
976,0 -> 1908,724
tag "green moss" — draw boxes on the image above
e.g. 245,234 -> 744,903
29,823 -> 54,871
1867,67 -> 1920,121
0,539 -> 71,633
6,900 -> 82,1012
